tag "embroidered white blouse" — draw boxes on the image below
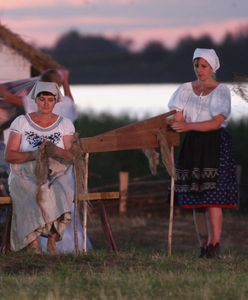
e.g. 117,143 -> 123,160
9,114 -> 75,151
168,82 -> 231,127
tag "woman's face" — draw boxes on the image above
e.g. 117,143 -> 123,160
36,93 -> 56,114
193,58 -> 213,81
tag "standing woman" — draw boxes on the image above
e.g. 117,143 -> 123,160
168,48 -> 239,258
5,82 -> 75,253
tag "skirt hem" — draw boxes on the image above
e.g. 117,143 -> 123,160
180,204 -> 239,209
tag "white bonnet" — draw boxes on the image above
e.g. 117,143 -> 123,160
193,48 -> 220,72
28,81 -> 63,102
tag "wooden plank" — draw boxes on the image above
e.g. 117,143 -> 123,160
0,197 -> 10,205
79,192 -> 119,201
82,131 -> 157,153
94,111 -> 176,136
81,130 -> 179,153
80,111 -> 179,153
0,192 -> 120,205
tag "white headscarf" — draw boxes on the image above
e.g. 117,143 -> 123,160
28,81 -> 63,102
193,48 -> 220,72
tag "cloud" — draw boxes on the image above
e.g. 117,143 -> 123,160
1,8 -> 247,50
105,18 -> 248,50
0,0 -> 142,10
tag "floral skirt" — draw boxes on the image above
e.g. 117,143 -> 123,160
175,129 -> 239,208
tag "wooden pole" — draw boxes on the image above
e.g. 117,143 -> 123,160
83,152 -> 89,253
73,165 -> 79,255
119,171 -> 129,216
168,146 -> 175,257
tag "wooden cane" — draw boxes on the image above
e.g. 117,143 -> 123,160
73,164 -> 80,255
83,152 -> 89,253
168,146 -> 175,256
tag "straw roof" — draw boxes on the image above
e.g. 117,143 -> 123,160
0,23 -> 63,72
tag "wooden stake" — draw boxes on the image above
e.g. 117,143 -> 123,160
83,152 -> 89,253
73,165 -> 79,255
119,171 -> 129,216
168,146 -> 175,257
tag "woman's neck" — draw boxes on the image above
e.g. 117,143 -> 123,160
192,79 -> 219,96
197,78 -> 217,89
35,112 -> 54,119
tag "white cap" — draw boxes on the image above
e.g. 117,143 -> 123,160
193,48 -> 220,72
28,81 -> 63,102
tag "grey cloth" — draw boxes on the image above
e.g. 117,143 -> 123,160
9,160 -> 74,251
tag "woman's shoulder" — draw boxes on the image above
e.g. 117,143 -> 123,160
58,116 -> 75,131
12,114 -> 28,124
214,83 -> 231,97
59,115 -> 74,125
216,83 -> 230,91
10,114 -> 28,131
171,82 -> 192,95
178,82 -> 192,90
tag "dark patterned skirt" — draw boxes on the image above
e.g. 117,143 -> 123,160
175,129 -> 239,208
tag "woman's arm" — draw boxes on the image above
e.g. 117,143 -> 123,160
171,111 -> 184,122
5,132 -> 37,163
58,70 -> 74,102
0,85 -> 23,107
170,114 -> 225,133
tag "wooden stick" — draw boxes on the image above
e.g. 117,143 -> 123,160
99,202 -> 118,254
73,162 -> 80,255
168,146 -> 175,257
83,152 -> 89,253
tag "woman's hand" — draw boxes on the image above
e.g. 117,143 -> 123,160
45,142 -> 61,159
45,141 -> 73,162
170,121 -> 190,132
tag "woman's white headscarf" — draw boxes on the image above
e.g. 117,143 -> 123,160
28,81 -> 63,102
193,48 -> 220,72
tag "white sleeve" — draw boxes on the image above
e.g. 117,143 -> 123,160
22,96 -> 37,113
53,96 -> 78,122
168,83 -> 190,111
61,117 -> 75,135
210,84 -> 231,119
9,115 -> 25,134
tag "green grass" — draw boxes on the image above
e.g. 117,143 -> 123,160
1,214 -> 248,300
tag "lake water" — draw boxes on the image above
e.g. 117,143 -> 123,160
71,83 -> 248,121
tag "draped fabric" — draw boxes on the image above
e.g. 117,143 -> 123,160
9,159 -> 74,251
0,77 -> 38,129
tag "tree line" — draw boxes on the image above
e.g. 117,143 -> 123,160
42,26 -> 248,84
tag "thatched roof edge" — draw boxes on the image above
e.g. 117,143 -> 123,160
0,23 -> 63,72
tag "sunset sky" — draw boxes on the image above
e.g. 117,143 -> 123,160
0,0 -> 247,50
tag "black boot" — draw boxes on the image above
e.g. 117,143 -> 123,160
206,244 -> 214,258
206,243 -> 221,259
199,246 -> 208,258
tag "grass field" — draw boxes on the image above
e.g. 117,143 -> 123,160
1,212 -> 248,300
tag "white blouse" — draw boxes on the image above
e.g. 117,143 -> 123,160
9,114 -> 75,151
168,82 -> 231,127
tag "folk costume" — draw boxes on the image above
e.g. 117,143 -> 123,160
9,112 -> 75,251
168,50 -> 238,209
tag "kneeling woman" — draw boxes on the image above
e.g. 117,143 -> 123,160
5,82 -> 75,254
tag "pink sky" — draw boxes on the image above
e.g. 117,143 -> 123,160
0,0 -> 247,50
